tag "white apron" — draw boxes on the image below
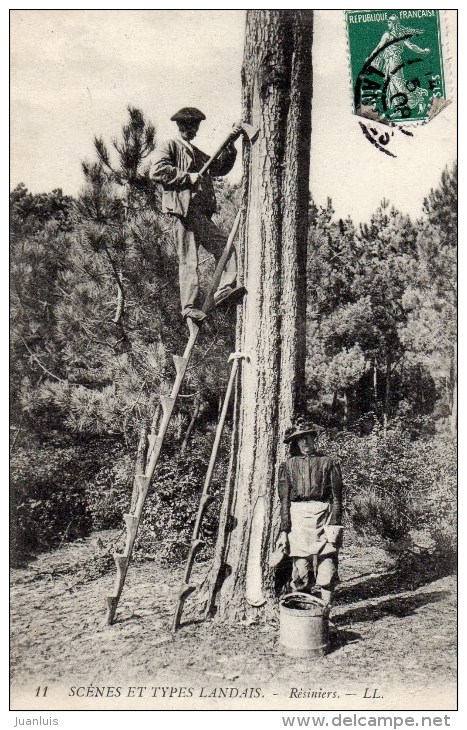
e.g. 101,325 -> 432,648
288,500 -> 337,558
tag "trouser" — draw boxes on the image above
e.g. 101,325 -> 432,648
172,207 -> 237,317
291,554 -> 339,596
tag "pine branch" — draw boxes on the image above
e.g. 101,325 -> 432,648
80,322 -> 115,351
94,136 -> 114,173
101,241 -> 125,324
20,335 -> 64,382
122,379 -> 148,442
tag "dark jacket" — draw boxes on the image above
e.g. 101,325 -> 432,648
152,138 -> 237,218
278,453 -> 344,532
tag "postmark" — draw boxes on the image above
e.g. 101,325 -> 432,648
346,10 -> 448,125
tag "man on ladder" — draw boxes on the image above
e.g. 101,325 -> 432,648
106,114 -> 257,626
152,107 -> 246,323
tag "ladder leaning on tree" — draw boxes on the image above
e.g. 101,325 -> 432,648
105,211 -> 242,625
105,120 -> 259,626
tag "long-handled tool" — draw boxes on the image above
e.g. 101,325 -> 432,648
171,351 -> 249,632
198,121 -> 259,178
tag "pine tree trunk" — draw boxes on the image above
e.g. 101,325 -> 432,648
343,389 -> 349,428
180,393 -> 201,456
383,358 -> 391,432
332,390 -> 338,414
200,10 -> 313,623
450,342 -> 457,436
114,277 -> 124,325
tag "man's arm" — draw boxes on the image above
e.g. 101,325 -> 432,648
329,460 -> 343,525
152,141 -> 193,189
209,142 -> 237,177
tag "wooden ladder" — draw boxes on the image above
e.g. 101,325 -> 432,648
105,211 -> 242,625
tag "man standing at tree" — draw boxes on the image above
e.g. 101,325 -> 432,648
152,107 -> 245,322
276,417 -> 344,609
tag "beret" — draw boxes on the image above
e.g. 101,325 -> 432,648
171,107 -> 206,122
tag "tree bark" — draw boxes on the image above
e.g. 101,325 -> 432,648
450,341 -> 457,436
343,389 -> 349,428
180,393 -> 201,456
332,390 -> 338,415
200,10 -> 313,623
383,357 -> 391,432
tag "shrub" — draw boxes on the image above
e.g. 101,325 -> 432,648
320,424 -> 456,565
82,427 -> 230,564
85,450 -> 134,530
11,445 -> 90,563
11,419 -> 455,576
10,425 -> 230,567
133,432 -> 229,563
350,490 -> 411,545
408,432 -> 457,570
10,438 -> 124,564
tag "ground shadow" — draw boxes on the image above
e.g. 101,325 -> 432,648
327,626 -> 361,655
334,589 -> 449,626
335,550 -> 455,607
178,617 -> 206,629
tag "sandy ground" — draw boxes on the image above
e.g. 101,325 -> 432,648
10,530 -> 456,711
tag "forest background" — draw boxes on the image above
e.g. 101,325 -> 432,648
10,107 -> 457,577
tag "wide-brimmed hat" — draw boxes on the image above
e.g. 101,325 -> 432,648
170,107 -> 206,123
284,417 -> 324,444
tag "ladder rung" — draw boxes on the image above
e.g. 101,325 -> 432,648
106,596 -> 118,611
189,539 -> 205,562
113,553 -> 129,571
135,474 -> 149,492
186,318 -> 200,339
179,582 -> 197,600
199,494 -> 214,510
147,433 -> 162,451
123,513 -> 138,532
160,395 -> 174,415
172,354 -> 188,377
192,538 -> 205,551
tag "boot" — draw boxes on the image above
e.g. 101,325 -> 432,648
183,307 -> 207,323
214,285 -> 247,309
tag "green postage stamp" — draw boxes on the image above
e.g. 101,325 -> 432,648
346,9 -> 447,124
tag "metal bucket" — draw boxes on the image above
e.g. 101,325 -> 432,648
279,592 -> 329,658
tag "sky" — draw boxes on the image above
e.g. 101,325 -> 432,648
10,9 -> 457,223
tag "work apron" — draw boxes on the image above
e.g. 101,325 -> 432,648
288,500 -> 337,558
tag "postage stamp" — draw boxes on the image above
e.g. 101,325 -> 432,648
346,10 -> 447,124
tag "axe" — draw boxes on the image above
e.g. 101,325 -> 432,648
198,121 -> 259,178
